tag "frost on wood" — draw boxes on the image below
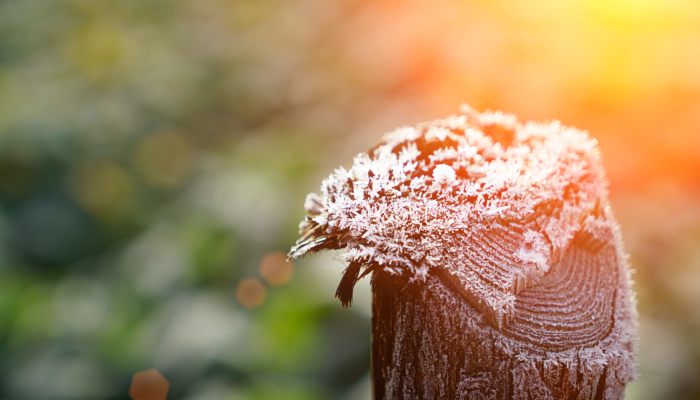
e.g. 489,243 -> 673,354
290,105 -> 637,399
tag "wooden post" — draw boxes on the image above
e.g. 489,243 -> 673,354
291,106 -> 637,399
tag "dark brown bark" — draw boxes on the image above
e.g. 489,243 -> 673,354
289,106 -> 638,399
370,232 -> 636,400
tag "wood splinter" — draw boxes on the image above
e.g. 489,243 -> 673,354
290,105 -> 637,400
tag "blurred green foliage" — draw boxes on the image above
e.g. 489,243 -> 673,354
0,0 -> 699,399
0,0 -> 368,398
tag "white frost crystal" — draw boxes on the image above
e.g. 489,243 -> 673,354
290,105 -> 637,399
291,106 -> 606,293
432,164 -> 456,184
290,106 -> 616,321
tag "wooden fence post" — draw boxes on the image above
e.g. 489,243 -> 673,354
290,106 -> 637,399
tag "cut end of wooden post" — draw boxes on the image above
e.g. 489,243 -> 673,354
290,105 -> 637,399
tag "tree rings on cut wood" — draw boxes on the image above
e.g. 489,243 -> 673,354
290,105 -> 637,399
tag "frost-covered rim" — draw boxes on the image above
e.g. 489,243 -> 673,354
290,104 -> 609,315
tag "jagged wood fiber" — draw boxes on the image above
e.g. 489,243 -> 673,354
290,105 -> 637,399
371,230 -> 634,400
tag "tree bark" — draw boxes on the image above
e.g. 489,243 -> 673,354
289,106 -> 638,399
370,225 -> 636,400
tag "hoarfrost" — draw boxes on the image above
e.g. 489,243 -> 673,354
290,105 -> 608,317
432,164 -> 456,184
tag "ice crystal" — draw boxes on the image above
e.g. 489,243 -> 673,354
290,105 -> 610,320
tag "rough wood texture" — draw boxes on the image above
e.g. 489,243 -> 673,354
371,229 -> 635,400
290,105 -> 637,399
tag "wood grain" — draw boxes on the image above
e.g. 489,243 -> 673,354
290,106 -> 637,399
371,223 -> 636,399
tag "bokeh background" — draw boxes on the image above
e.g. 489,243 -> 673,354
1,0 -> 699,399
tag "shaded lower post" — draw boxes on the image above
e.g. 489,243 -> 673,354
287,106 -> 639,400
370,234 -> 636,400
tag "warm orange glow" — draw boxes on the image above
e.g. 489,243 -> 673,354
129,369 -> 169,400
339,0 -> 700,191
235,277 -> 267,309
259,252 -> 294,287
